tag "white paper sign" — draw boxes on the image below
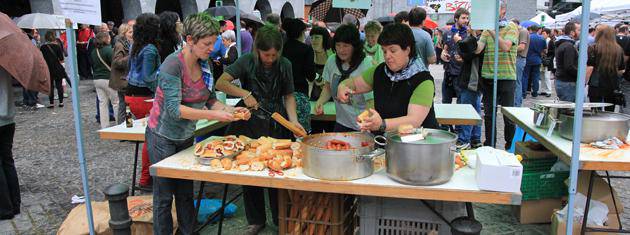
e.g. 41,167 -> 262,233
56,0 -> 102,26
470,0 -> 496,30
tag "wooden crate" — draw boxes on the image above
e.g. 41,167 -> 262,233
278,190 -> 357,235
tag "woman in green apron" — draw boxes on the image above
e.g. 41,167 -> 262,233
215,25 -> 305,235
337,23 -> 439,133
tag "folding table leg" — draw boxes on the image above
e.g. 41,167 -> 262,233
131,141 -> 140,196
605,171 -> 623,230
465,202 -> 475,219
218,184 -> 229,235
193,181 -> 206,231
581,171 -> 596,235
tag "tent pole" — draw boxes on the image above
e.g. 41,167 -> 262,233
490,0 -> 499,148
65,18 -> 95,235
565,0 -> 591,234
235,0 -> 242,57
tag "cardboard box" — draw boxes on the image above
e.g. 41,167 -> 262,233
515,141 -> 556,159
512,198 -> 565,224
574,171 -> 624,214
551,211 -> 621,235
475,153 -> 523,193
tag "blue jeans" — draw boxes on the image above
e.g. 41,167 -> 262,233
523,64 -> 541,96
555,80 -> 578,102
22,88 -> 38,106
146,128 -> 195,235
514,57 -> 526,107
455,88 -> 482,144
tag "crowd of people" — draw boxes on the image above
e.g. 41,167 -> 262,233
2,1 -> 630,234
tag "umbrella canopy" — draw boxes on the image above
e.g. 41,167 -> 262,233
309,0 -> 366,23
520,20 -> 539,29
424,16 -> 438,29
0,13 -> 50,93
204,6 -> 246,20
530,12 -> 555,26
375,16 -> 394,24
16,13 -> 72,29
231,12 -> 263,27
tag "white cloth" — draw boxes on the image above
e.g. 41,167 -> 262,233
540,67 -> 552,94
94,79 -> 119,129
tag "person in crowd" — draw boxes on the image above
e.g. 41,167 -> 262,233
336,23 -> 438,133
21,29 -> 41,110
408,7 -> 436,68
539,28 -> 554,97
40,31 -> 67,108
77,24 -> 94,79
363,20 -> 384,65
455,28 -> 484,149
158,11 -> 182,61
555,22 -> 581,102
210,20 -> 229,79
127,13 -> 161,191
107,21 -> 117,37
91,32 -> 119,129
219,30 -> 238,66
434,29 -> 443,65
239,20 -> 254,54
341,14 -> 364,42
441,8 -> 469,106
315,24 -> 374,132
512,19 -> 529,107
309,26 -> 334,101
474,0 -> 519,149
265,13 -> 282,30
522,25 -> 546,99
215,25 -> 304,235
616,25 -> 630,82
587,27 -> 596,45
587,25 -> 626,111
0,66 -> 19,220
147,13 -> 248,235
394,11 -> 409,26
282,18 -> 316,133
93,23 -> 116,122
110,22 -> 134,124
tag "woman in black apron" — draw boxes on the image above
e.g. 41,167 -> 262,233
337,23 -> 439,133
215,25 -> 305,235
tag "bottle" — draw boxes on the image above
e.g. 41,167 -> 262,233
125,106 -> 133,128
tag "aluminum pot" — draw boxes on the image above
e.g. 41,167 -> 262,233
301,132 -> 385,181
559,111 -> 630,143
531,100 -> 573,129
375,128 -> 457,186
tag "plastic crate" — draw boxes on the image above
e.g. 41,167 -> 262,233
278,190 -> 357,235
359,196 -> 466,235
520,157 -> 570,200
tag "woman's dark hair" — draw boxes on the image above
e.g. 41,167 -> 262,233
95,32 -> 111,49
44,31 -> 56,43
282,18 -> 306,40
309,26 -> 331,50
378,23 -> 417,59
131,13 -> 160,57
158,11 -> 181,60
332,24 -> 365,67
394,11 -> 408,24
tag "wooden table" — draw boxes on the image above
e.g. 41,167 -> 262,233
310,102 -> 482,126
150,143 -> 521,205
501,107 -> 630,171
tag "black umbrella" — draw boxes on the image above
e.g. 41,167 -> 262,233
230,12 -> 263,26
204,6 -> 246,19
375,16 -> 394,24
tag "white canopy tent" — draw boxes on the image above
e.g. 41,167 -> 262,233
530,12 -> 555,26
550,0 -> 629,28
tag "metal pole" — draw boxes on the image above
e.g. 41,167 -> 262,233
235,0 -> 242,57
490,0 -> 500,148
565,0 -> 591,234
65,18 -> 95,235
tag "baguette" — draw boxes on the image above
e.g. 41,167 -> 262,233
271,112 -> 307,137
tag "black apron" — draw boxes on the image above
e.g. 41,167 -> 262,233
372,64 -> 439,131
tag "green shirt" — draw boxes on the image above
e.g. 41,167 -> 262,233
361,65 -> 434,107
90,46 -> 113,80
363,43 -> 384,66
480,22 -> 519,80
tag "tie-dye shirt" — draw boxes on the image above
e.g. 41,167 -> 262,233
148,50 -> 216,141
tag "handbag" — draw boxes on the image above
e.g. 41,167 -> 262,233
96,48 -> 111,71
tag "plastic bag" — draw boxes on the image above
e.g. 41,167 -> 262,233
556,193 -> 609,226
195,199 -> 238,223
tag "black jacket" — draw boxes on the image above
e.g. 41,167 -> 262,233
282,39 -> 315,94
554,38 -> 578,82
456,35 -> 483,91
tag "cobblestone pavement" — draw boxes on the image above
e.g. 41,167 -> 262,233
1,65 -> 628,234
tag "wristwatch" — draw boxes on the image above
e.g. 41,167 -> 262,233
378,120 -> 387,132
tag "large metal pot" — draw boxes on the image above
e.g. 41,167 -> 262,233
558,111 -> 630,143
301,132 -> 385,181
531,101 -> 574,129
375,128 -> 457,186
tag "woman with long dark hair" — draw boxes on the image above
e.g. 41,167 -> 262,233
40,31 -> 67,108
126,13 -> 161,191
314,24 -> 374,132
158,11 -> 182,61
587,25 -> 626,111
308,26 -> 333,101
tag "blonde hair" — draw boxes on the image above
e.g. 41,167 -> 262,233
364,21 -> 383,35
183,12 -> 220,43
118,23 -> 130,37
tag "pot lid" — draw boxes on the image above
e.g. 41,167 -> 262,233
565,111 -> 630,121
387,128 -> 457,144
534,101 -> 613,109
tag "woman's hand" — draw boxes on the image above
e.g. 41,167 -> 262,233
207,110 -> 236,122
233,106 -> 251,120
336,83 -> 354,103
358,109 -> 383,132
243,95 -> 259,109
291,120 -> 307,137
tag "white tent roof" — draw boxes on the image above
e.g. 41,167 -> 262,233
530,12 -> 555,26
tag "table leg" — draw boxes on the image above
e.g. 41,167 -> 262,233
581,171 -> 596,235
465,202 -> 475,219
131,141 -> 140,196
193,181 -> 206,231
218,184 -> 229,235
605,171 -> 623,230
420,200 -> 452,227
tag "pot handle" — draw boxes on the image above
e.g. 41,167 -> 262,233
374,135 -> 387,146
357,148 -> 386,162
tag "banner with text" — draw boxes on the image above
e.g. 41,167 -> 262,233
56,0 -> 101,25
425,0 -> 471,14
